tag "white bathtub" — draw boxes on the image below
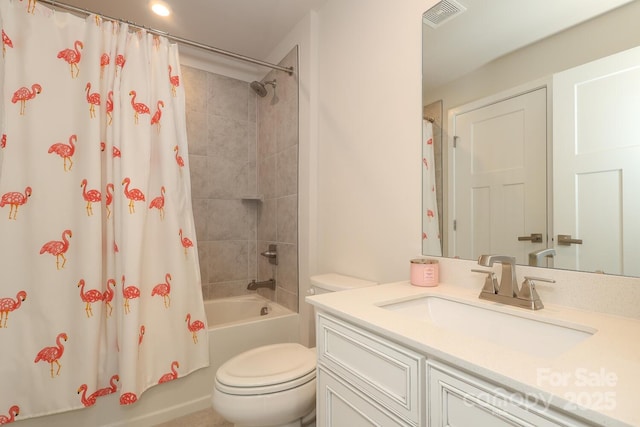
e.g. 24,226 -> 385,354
21,294 -> 299,427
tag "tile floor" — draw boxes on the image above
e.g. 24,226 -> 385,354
154,408 -> 232,427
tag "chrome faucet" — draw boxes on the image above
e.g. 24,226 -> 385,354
472,254 -> 555,310
247,278 -> 276,291
477,255 -> 518,297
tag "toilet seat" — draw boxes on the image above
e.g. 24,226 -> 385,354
215,343 -> 316,395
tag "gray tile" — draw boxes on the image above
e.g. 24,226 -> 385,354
208,115 -> 249,160
276,287 -> 298,312
209,199 -> 250,240
188,154 -> 209,199
276,243 -> 298,295
277,195 -> 297,244
191,198 -> 209,243
258,154 -> 276,200
209,154 -> 249,198
210,240 -> 248,283
276,144 -> 298,198
182,66 -> 208,114
208,74 -> 249,121
257,199 -> 277,242
209,280 -> 250,299
185,109 -> 208,156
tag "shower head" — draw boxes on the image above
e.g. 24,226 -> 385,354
250,79 -> 276,97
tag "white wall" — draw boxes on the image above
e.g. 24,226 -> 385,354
315,0 -> 437,284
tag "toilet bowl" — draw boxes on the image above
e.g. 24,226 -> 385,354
211,274 -> 377,427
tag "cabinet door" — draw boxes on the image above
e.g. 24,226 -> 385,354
317,313 -> 423,424
317,367 -> 411,427
427,361 -> 591,427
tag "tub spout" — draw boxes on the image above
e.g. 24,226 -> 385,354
247,278 -> 276,291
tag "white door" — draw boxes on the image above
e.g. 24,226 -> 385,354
553,46 -> 640,276
451,88 -> 548,264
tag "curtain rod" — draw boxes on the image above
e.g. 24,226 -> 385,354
37,0 -> 294,75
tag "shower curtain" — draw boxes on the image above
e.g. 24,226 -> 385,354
422,120 -> 442,256
0,1 -> 208,421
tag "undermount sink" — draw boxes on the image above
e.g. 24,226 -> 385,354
381,296 -> 595,358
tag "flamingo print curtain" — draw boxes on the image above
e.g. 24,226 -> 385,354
422,120 -> 442,256
0,1 -> 208,422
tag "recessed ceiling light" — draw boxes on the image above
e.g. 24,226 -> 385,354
151,2 -> 171,17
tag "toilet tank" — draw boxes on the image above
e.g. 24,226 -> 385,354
309,273 -> 378,295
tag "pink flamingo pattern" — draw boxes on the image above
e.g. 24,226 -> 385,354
151,100 -> 164,132
103,279 -> 116,317
129,90 -> 149,124
85,82 -> 101,118
148,186 -> 166,220
22,0 -> 37,14
115,54 -> 126,75
119,392 -> 137,405
1,134 -> 5,148
179,229 -> 193,256
100,53 -> 110,78
2,30 -> 13,57
121,275 -> 140,315
185,313 -> 205,344
77,279 -> 104,318
112,146 -> 121,158
39,229 -> 72,270
76,384 -> 97,407
138,325 -> 145,345
81,179 -> 101,216
48,134 -> 77,172
34,332 -> 68,378
57,40 -> 83,78
0,405 -> 19,424
121,177 -> 145,214
0,187 -> 32,220
92,374 -> 119,398
0,290 -> 26,328
105,183 -> 115,218
174,145 -> 185,169
11,83 -> 42,115
105,90 -> 114,125
169,65 -> 179,96
151,273 -> 172,308
426,209 -> 435,221
158,361 -> 179,384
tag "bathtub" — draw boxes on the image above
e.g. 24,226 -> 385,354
21,294 -> 299,427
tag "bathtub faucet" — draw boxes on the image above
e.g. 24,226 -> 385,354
247,278 -> 276,291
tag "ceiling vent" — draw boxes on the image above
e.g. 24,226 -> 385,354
423,0 -> 467,28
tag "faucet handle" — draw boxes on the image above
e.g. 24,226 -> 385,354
471,269 -> 498,294
518,276 -> 556,309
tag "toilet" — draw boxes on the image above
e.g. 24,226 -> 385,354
211,273 -> 377,427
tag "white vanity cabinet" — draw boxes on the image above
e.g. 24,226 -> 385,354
315,311 -> 596,427
316,313 -> 425,426
427,361 -> 592,427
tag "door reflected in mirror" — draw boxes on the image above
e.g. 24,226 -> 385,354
422,0 -> 640,277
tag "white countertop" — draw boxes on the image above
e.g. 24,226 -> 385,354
306,281 -> 640,427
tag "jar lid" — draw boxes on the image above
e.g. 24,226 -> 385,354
411,258 -> 438,264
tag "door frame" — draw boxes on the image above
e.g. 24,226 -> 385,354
445,77 -> 553,261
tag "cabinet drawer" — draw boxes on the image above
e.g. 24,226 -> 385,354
317,313 -> 423,424
317,366 -> 411,427
427,360 -> 592,427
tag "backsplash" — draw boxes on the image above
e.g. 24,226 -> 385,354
437,257 -> 640,319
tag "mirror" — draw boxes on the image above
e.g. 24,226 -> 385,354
422,0 -> 640,277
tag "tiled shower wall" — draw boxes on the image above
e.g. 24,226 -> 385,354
182,47 -> 299,312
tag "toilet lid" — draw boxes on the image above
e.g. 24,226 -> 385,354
216,343 -> 316,394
